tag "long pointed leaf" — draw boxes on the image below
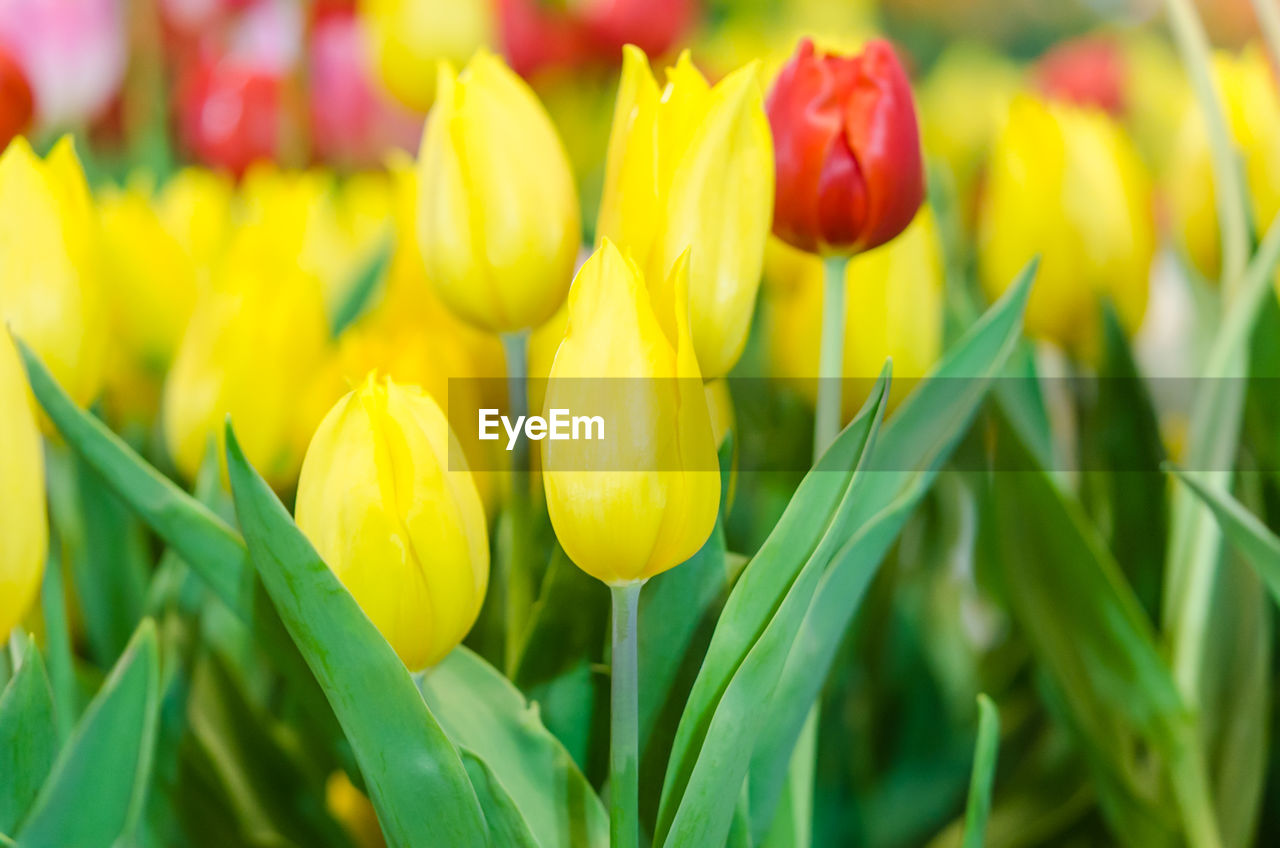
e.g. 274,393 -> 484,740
0,634 -> 56,835
223,423 -> 489,848
420,646 -> 609,848
656,366 -> 892,847
746,260 -> 1037,838
17,621 -> 160,848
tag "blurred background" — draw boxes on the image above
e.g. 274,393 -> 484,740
6,1 -> 1280,846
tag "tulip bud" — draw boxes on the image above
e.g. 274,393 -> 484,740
98,182 -> 199,371
1168,48 -> 1280,285
175,56 -> 283,176
162,244 -> 331,488
598,48 -> 773,379
979,95 -> 1153,354
542,240 -> 720,585
416,50 -> 580,333
154,167 -> 235,280
296,373 -> 489,670
0,328 -> 46,637
766,38 -> 925,256
766,207 -> 943,415
0,136 -> 106,408
359,0 -> 492,112
1033,36 -> 1125,116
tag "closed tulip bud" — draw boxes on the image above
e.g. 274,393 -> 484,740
0,329 -> 45,637
154,167 -> 235,281
766,207 -> 943,414
979,95 -> 1153,354
359,0 -> 492,112
163,247 -> 331,488
1168,48 -> 1280,285
296,373 -> 489,670
417,50 -> 580,333
542,240 -> 720,585
767,38 -> 925,256
98,182 -> 199,371
598,48 -> 774,379
0,136 -> 106,407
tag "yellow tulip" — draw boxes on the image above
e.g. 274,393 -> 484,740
98,181 -> 199,371
162,242 -> 332,489
0,329 -> 46,637
598,47 -> 774,378
916,43 -> 1023,222
978,95 -> 1153,355
765,207 -> 944,415
417,50 -> 581,333
359,0 -> 491,113
0,136 -> 106,407
1167,47 -> 1280,284
542,240 -> 720,585
154,167 -> 234,281
326,772 -> 386,848
296,373 -> 489,671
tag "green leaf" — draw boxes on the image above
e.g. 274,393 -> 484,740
460,748 -> 541,848
745,261 -> 1037,840
0,634 -> 57,835
69,450 -> 151,665
961,695 -> 1000,848
223,423 -> 489,848
655,365 -> 892,848
420,646 -> 609,848
17,620 -> 161,848
988,418 -> 1218,848
1167,466 -> 1280,601
17,339 -> 250,612
330,236 -> 392,337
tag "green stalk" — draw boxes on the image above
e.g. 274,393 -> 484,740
500,331 -> 533,674
1250,0 -> 1280,91
814,255 -> 850,461
1165,0 -> 1249,297
609,581 -> 643,848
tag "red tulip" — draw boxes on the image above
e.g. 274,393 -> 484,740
0,47 -> 33,147
497,0 -> 696,78
175,54 -> 283,175
1034,36 -> 1125,116
766,38 -> 924,255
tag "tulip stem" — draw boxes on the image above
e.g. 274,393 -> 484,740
609,580 -> 643,848
814,255 -> 849,461
501,331 -> 533,673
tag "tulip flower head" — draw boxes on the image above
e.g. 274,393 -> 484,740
979,95 -> 1153,354
0,136 -> 106,408
597,47 -> 774,379
766,38 -> 925,256
0,328 -> 45,638
541,240 -> 720,585
358,0 -> 492,112
417,49 -> 580,333
0,48 -> 32,147
296,373 -> 489,671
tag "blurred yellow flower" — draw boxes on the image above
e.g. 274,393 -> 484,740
236,165 -> 394,315
417,50 -> 581,333
162,241 -> 332,489
979,95 -> 1153,355
326,772 -> 385,848
0,136 -> 106,407
598,47 -> 773,378
359,0 -> 491,112
917,43 -> 1023,221
0,328 -> 45,637
153,167 -> 235,281
99,186 -> 195,351
542,240 -> 720,585
296,373 -> 489,671
1167,47 -> 1280,285
766,207 -> 944,415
